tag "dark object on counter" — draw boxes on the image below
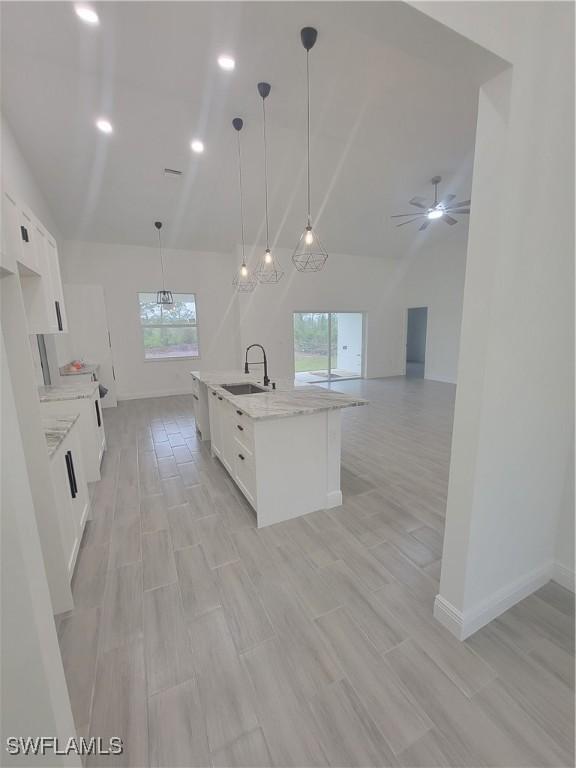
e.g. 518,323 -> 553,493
99,384 -> 108,399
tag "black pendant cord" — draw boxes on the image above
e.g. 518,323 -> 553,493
236,129 -> 246,265
306,49 -> 311,226
262,96 -> 270,251
158,227 -> 166,292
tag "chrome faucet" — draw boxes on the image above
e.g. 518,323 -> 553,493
244,344 -> 270,387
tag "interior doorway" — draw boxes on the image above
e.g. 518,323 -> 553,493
406,307 -> 427,378
293,312 -> 364,383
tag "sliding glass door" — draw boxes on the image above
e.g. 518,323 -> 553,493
293,312 -> 364,383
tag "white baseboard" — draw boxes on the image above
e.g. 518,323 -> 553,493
117,388 -> 193,401
434,562 -> 553,640
552,561 -> 576,592
424,375 -> 457,384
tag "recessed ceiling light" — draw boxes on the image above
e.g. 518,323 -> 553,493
190,140 -> 204,154
217,54 -> 235,71
96,118 -> 113,134
75,4 -> 99,25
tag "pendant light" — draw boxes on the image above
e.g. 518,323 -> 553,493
292,26 -> 328,272
155,221 -> 173,305
231,118 -> 257,292
255,82 -> 284,284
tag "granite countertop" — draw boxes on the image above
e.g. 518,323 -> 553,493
60,363 -> 99,377
190,370 -> 367,421
42,413 -> 80,458
38,382 -> 99,402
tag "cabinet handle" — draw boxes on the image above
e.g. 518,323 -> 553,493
236,410 -> 243,416
65,452 -> 76,498
236,424 -> 244,431
238,453 -> 245,461
55,301 -> 63,331
20,225 -> 29,243
218,396 -> 223,401
95,399 -> 101,427
212,391 -> 217,396
67,451 -> 78,496
193,394 -> 199,401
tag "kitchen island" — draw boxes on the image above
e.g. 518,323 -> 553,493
190,370 -> 367,527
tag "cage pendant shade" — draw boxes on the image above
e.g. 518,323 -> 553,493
154,221 -> 174,304
293,26 -> 327,272
256,82 -> 283,284
231,118 -> 257,292
292,225 -> 328,272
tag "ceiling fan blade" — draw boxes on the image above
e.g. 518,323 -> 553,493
419,220 -> 430,231
446,208 -> 470,214
396,217 -> 421,227
391,212 -> 427,218
441,193 -> 456,205
450,199 -> 470,208
409,196 -> 428,210
443,215 -> 458,225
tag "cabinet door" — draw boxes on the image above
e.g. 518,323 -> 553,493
18,208 -> 40,274
208,389 -> 222,456
46,235 -> 67,332
220,400 -> 236,474
1,190 -> 19,274
52,449 -> 79,576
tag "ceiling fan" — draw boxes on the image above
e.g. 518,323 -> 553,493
392,176 -> 470,231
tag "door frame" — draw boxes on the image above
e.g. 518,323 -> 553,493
403,306 -> 429,378
293,310 -> 367,381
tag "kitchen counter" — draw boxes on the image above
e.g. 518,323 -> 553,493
42,413 -> 80,458
190,370 -> 367,421
60,363 -> 99,377
190,369 -> 368,527
38,382 -> 99,402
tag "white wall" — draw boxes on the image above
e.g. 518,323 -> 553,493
238,239 -> 467,385
60,241 -> 242,400
411,2 -> 575,636
238,247 -> 403,381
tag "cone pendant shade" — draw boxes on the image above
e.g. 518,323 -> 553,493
231,117 -> 257,292
292,27 -> 328,273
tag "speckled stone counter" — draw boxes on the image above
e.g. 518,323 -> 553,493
60,363 -> 99,377
38,382 -> 99,402
42,413 -> 79,458
190,370 -> 367,421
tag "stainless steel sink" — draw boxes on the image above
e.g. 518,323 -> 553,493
221,383 -> 268,395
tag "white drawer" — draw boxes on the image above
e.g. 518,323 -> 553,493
230,407 -> 255,451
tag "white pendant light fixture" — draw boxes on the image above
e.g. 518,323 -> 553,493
231,118 -> 257,293
255,82 -> 284,284
155,221 -> 173,305
292,27 -> 328,273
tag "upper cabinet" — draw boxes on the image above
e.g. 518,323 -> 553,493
2,186 -> 68,334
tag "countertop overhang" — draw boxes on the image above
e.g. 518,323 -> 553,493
38,382 -> 99,402
43,413 -> 80,457
190,370 -> 367,420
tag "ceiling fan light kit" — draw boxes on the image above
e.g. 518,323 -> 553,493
392,175 -> 471,231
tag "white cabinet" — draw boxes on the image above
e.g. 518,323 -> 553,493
191,375 -> 210,440
1,190 -> 19,274
41,389 -> 106,482
49,421 -> 90,578
207,387 -> 223,458
2,184 -> 68,333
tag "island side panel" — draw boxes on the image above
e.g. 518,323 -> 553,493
254,411 -> 342,528
325,409 -> 343,509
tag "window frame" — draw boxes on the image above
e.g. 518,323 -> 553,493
137,291 -> 201,362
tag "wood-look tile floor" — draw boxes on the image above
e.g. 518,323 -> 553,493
57,377 -> 575,767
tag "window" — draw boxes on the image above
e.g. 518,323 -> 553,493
138,293 -> 199,360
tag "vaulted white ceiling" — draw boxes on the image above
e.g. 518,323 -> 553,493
1,2 -> 503,257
